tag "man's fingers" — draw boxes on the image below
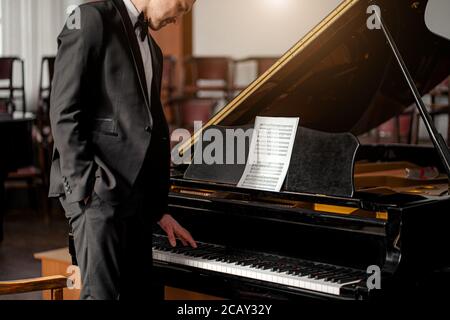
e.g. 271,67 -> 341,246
166,227 -> 177,247
178,237 -> 188,246
159,215 -> 196,248
175,227 -> 197,248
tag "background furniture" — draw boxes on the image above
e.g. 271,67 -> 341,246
0,117 -> 34,241
171,98 -> 218,133
183,56 -> 234,101
0,275 -> 67,300
429,76 -> 449,144
0,57 -> 26,115
36,56 -> 55,131
238,56 -> 279,77
34,248 -> 80,300
232,56 -> 279,92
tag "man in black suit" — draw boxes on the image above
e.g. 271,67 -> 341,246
49,0 -> 197,300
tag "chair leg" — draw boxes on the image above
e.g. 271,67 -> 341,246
51,288 -> 64,300
27,179 -> 38,214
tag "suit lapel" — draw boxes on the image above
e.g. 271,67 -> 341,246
111,0 -> 150,108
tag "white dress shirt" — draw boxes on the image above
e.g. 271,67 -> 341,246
122,0 -> 153,102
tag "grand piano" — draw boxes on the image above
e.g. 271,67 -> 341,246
153,0 -> 450,301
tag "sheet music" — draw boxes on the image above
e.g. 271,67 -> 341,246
237,116 -> 299,192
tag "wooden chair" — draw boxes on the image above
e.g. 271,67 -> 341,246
36,56 -> 56,189
37,56 -> 55,131
0,275 -> 67,300
183,56 -> 234,101
5,122 -> 52,222
4,58 -> 55,221
251,56 -> 279,77
0,57 -> 26,115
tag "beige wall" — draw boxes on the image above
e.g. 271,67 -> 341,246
193,0 -> 343,59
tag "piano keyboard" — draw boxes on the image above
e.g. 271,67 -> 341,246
152,235 -> 366,296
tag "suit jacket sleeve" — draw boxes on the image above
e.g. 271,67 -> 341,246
50,6 -> 103,204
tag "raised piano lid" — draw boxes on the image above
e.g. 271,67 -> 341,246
179,0 -> 450,156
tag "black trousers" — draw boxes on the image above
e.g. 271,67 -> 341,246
60,184 -> 165,300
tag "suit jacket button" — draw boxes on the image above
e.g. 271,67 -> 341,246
145,126 -> 151,133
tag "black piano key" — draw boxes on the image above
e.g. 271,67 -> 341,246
240,259 -> 259,266
202,253 -> 223,260
337,277 -> 362,284
329,271 -> 361,283
293,268 -> 315,276
313,270 -> 341,280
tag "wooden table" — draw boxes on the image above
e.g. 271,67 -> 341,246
34,248 -> 80,300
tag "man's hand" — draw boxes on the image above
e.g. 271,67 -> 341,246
158,214 -> 197,248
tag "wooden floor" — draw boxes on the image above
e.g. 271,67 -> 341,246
0,201 -> 67,300
0,196 -> 220,300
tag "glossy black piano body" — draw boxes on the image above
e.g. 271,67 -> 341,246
155,0 -> 450,301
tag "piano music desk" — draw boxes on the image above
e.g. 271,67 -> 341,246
33,248 -> 222,300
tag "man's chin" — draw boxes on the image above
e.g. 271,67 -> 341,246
150,21 -> 173,31
149,22 -> 164,31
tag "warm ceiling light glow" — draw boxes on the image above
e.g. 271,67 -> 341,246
263,0 -> 290,9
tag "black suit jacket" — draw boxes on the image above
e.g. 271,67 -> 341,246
49,0 -> 170,221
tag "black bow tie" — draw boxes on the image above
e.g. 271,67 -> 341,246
134,12 -> 150,42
